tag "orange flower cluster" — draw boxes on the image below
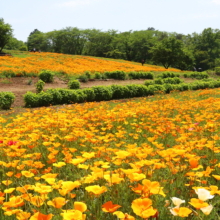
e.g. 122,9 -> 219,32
0,88 -> 220,219
0,52 -> 179,76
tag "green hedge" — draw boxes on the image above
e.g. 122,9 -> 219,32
68,80 -> 80,89
156,72 -> 180,79
23,80 -> 220,108
0,92 -> 15,110
128,71 -> 154,80
154,77 -> 184,85
183,72 -> 209,79
39,70 -> 54,83
104,71 -> 126,80
215,67 -> 220,75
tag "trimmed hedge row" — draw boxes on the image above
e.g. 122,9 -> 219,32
156,72 -> 180,79
78,71 -> 155,81
154,77 -> 184,85
128,71 -> 154,80
0,92 -> 15,110
23,80 -> 220,108
183,72 -> 209,79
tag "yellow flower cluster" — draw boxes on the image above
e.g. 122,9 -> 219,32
0,52 -> 179,76
0,88 -> 219,219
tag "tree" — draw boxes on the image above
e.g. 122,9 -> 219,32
27,30 -> 48,51
0,18 -> 13,52
150,37 -> 183,69
175,49 -> 195,71
5,37 -> 25,50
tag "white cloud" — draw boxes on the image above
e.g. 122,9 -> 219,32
56,0 -> 96,8
212,0 -> 220,5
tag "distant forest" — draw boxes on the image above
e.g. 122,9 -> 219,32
5,27 -> 220,71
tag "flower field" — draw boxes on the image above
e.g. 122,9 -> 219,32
0,52 -> 179,77
1,88 -> 220,219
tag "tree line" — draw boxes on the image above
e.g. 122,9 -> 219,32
1,18 -> 220,71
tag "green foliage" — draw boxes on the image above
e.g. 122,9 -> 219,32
144,80 -> 154,86
39,70 -> 54,83
27,29 -> 48,51
150,37 -> 184,69
47,89 -> 63,105
183,72 -> 209,79
162,77 -> 184,84
23,78 -> 220,108
19,45 -> 27,51
0,92 -> 15,110
37,92 -> 53,106
111,85 -> 130,99
68,80 -> 80,89
105,71 -> 126,80
157,72 -> 180,79
92,86 -> 113,101
0,70 -> 16,78
79,75 -> 88,83
215,67 -> 220,75
83,88 -> 96,102
0,18 -> 13,52
85,71 -> 91,79
23,92 -> 39,108
128,71 -> 154,79
95,72 -> 101,79
35,80 -> 45,93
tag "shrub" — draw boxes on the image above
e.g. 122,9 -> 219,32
125,84 -> 139,98
35,80 -> 45,93
144,80 -> 154,86
0,92 -> 15,110
39,70 -> 54,83
75,90 -> 87,103
128,72 -> 138,79
58,89 -> 70,104
163,77 -> 184,84
85,71 -> 91,79
153,85 -> 166,93
92,86 -> 113,101
184,72 -> 209,79
38,92 -> 53,107
164,84 -> 175,93
157,72 -> 180,79
68,80 -> 80,89
135,85 -> 149,97
83,88 -> 96,102
79,75 -> 88,83
147,85 -> 156,95
19,45 -> 27,51
105,71 -> 126,80
140,72 -> 154,79
216,67 -> 220,75
111,85 -> 130,99
64,90 -> 79,104
47,89 -> 63,105
95,72 -> 101,79
23,92 -> 39,108
154,78 -> 164,85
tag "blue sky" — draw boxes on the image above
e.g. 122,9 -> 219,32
1,0 -> 220,42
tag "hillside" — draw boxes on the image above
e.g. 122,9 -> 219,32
0,50 -> 180,77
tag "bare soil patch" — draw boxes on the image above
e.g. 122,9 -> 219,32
0,77 -> 148,108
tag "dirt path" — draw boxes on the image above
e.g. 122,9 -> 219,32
0,77 -> 147,108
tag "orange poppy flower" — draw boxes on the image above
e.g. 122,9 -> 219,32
102,201 -> 121,213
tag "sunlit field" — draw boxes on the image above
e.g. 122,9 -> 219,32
0,51 -> 180,77
1,88 -> 220,219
